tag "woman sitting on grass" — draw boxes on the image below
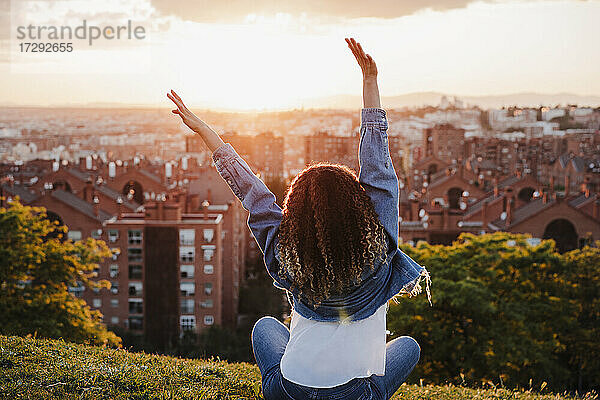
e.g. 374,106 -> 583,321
168,37 -> 431,400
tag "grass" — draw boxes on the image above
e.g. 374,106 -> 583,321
0,334 -> 594,400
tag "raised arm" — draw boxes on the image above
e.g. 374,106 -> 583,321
345,38 -> 399,250
168,90 -> 292,291
345,38 -> 380,108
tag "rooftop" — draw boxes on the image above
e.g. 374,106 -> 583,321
51,189 -> 113,222
490,197 -> 555,230
1,184 -> 39,204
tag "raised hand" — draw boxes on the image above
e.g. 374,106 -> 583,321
167,89 -> 224,151
345,38 -> 380,108
167,90 -> 207,134
345,37 -> 377,80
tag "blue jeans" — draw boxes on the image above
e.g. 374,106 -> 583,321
251,316 -> 420,400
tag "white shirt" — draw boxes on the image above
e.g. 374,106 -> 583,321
280,303 -> 388,388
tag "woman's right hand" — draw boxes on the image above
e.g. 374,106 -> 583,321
167,89 -> 225,151
167,90 -> 207,134
345,37 -> 378,80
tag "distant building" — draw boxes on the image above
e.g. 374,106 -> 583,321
186,132 -> 284,180
464,136 -> 559,180
304,131 -> 406,175
400,169 -> 600,252
424,124 -> 466,165
304,131 -> 359,171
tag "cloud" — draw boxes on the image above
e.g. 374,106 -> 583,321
0,0 -> 10,39
147,0 -> 509,22
149,0 -> 470,22
150,0 -> 597,22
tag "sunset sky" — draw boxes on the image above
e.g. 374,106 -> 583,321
0,0 -> 599,110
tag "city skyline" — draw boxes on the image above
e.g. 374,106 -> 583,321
1,0 -> 599,111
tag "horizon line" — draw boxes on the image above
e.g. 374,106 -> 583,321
2,91 -> 600,112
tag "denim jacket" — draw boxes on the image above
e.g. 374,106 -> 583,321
212,108 -> 431,322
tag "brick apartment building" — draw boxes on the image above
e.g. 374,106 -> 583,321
400,170 -> 600,252
304,131 -> 406,175
404,120 -> 600,251
464,137 -> 551,178
2,157 -> 250,341
461,131 -> 600,193
97,201 -> 224,350
175,188 -> 248,327
304,131 -> 359,170
423,124 -> 466,165
186,132 -> 285,180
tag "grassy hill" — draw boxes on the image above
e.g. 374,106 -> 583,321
0,335 -> 584,399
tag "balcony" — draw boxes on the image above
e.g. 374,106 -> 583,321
180,282 -> 195,297
128,282 -> 143,297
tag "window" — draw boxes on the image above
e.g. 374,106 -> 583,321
128,265 -> 142,279
202,246 -> 215,261
179,229 -> 195,246
92,298 -> 102,308
203,229 -> 214,243
180,282 -> 195,297
109,264 -> 119,278
111,248 -> 120,260
204,282 -> 213,295
203,315 -> 214,325
108,230 -> 119,242
128,299 -> 143,314
68,230 -> 82,241
128,230 -> 142,245
92,286 -> 100,294
180,299 -> 194,314
203,265 -> 214,274
110,316 -> 119,324
128,316 -> 143,330
180,316 -> 196,332
91,229 -> 102,239
128,282 -> 143,297
110,282 -> 119,294
180,265 -> 194,279
179,247 -> 195,263
128,248 -> 142,262
201,299 -> 213,308
110,299 -> 119,308
68,281 -> 85,298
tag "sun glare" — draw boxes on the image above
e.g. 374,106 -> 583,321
158,15 -> 355,111
2,1 -> 599,108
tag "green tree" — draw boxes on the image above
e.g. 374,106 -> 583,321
560,245 -> 600,391
389,232 -> 576,391
0,199 -> 121,347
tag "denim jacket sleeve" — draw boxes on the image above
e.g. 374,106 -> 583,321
358,108 -> 399,251
211,143 -> 292,291
357,108 -> 432,308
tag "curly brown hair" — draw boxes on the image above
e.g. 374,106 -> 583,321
277,163 -> 388,305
